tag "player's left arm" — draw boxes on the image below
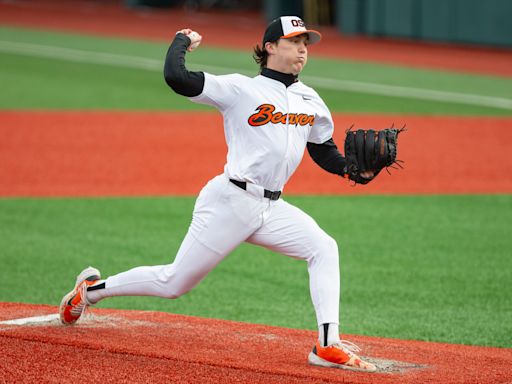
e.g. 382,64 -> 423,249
305,92 -> 348,177
306,139 -> 346,176
306,93 -> 376,181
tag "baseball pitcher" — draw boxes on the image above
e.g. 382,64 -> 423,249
60,16 -> 403,373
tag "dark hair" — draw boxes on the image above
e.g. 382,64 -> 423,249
253,43 -> 268,70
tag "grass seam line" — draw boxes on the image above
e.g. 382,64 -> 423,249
1,39 -> 512,110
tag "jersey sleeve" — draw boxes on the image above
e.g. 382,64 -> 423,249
307,95 -> 334,144
189,72 -> 245,111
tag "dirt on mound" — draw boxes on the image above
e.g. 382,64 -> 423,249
1,302 -> 511,384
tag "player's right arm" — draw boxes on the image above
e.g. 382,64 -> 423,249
163,31 -> 205,97
164,30 -> 242,111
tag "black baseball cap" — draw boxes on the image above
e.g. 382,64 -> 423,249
262,16 -> 322,46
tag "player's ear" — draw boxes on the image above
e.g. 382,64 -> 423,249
265,41 -> 278,55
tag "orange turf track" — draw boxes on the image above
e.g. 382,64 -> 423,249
1,111 -> 512,196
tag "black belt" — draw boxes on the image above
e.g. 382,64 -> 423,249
229,179 -> 282,200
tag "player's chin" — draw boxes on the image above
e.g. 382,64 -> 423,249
291,62 -> 305,75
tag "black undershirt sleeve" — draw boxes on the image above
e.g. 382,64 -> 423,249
163,33 -> 205,97
307,138 -> 347,176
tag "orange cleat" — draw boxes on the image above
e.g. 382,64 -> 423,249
59,267 -> 101,325
308,340 -> 377,372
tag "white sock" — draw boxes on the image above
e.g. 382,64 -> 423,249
318,323 -> 340,347
85,280 -> 107,304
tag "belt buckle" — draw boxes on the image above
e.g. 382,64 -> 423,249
268,190 -> 281,200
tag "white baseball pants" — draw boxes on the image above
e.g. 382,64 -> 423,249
97,174 -> 340,326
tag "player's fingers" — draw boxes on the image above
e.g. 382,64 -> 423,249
187,31 -> 202,52
176,28 -> 192,35
360,170 -> 374,179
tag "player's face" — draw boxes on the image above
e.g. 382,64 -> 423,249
267,34 -> 309,75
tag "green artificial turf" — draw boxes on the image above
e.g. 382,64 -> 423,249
0,195 -> 510,347
1,26 -> 512,114
1,24 -> 511,350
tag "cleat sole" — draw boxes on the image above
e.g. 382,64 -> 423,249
308,352 -> 377,373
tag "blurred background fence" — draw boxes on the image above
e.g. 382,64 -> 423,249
126,0 -> 512,47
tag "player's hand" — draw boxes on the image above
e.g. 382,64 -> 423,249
176,28 -> 202,52
360,171 -> 374,179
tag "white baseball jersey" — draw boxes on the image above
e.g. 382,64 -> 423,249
84,25 -> 344,335
190,72 -> 334,192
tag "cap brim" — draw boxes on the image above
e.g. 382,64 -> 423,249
281,29 -> 322,45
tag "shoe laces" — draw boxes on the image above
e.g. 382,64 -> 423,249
80,281 -> 95,306
331,340 -> 361,355
70,282 -> 89,316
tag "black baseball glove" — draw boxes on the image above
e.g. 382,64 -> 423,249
343,126 -> 405,184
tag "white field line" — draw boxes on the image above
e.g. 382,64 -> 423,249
1,40 -> 512,110
0,313 -> 59,325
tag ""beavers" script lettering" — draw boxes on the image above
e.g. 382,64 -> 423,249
248,104 -> 315,127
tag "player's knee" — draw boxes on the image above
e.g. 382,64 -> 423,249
164,279 -> 197,298
310,234 -> 339,263
162,279 -> 195,299
156,268 -> 192,299
325,235 -> 339,256
165,292 -> 180,299
163,286 -> 190,299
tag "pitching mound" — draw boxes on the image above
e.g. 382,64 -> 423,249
0,303 -> 510,383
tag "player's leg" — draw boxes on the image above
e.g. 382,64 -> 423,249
60,175 -> 265,324
246,199 -> 376,372
88,175 -> 267,301
246,198 -> 340,330
86,230 -> 234,301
